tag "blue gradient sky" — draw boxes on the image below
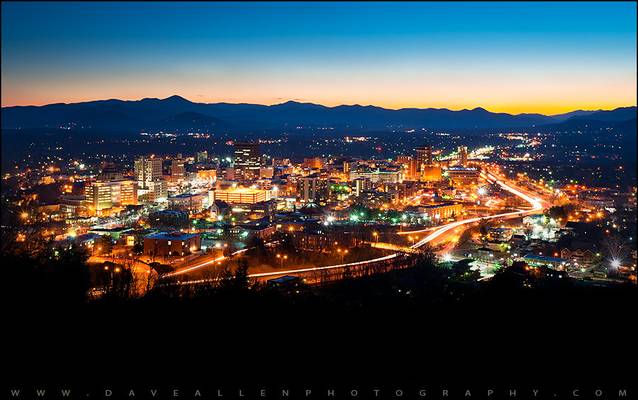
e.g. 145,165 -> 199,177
2,2 -> 636,113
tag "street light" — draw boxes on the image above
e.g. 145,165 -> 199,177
276,253 -> 287,268
337,248 -> 348,263
610,259 -> 621,270
372,232 -> 379,243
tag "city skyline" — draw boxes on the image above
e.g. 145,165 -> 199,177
2,2 -> 636,113
3,2 -> 636,392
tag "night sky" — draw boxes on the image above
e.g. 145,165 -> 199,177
2,1 -> 636,113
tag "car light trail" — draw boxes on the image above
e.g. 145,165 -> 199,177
248,254 -> 399,278
166,254 -> 400,286
397,226 -> 438,235
163,248 -> 249,277
411,174 -> 543,249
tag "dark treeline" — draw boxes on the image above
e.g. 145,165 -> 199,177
3,228 -> 636,389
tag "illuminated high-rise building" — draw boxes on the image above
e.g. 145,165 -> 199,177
416,146 -> 433,169
458,146 -> 468,166
353,178 -> 371,197
138,180 -> 168,203
343,161 -> 351,175
234,142 -> 261,181
171,158 -> 185,181
298,175 -> 329,204
135,156 -> 162,189
397,156 -> 418,180
85,179 -> 138,213
135,156 -> 167,203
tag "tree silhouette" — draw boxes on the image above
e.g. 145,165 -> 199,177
217,258 -> 251,294
247,236 -> 267,259
98,235 -> 114,255
478,218 -> 490,245
546,204 -> 575,221
451,259 -> 480,282
4,239 -> 91,307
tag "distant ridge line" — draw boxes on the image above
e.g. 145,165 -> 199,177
2,95 -> 635,131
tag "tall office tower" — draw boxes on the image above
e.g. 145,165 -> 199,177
343,160 -> 358,178
353,178 -> 371,197
407,159 -> 418,180
85,180 -> 138,213
234,142 -> 261,181
171,158 -> 185,181
196,151 -> 208,163
396,156 -> 418,180
298,175 -> 328,205
147,180 -> 168,201
118,180 -> 138,206
416,146 -> 433,169
85,182 -> 113,212
458,146 -> 468,166
134,156 -> 162,189
343,160 -> 352,175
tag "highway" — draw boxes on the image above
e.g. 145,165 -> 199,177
245,172 -> 544,280
165,171 -> 546,284
410,171 -> 544,249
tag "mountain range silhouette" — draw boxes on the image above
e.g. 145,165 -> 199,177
2,95 -> 635,131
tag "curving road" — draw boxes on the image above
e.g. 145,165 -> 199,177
163,248 -> 250,278
247,171 -> 545,280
